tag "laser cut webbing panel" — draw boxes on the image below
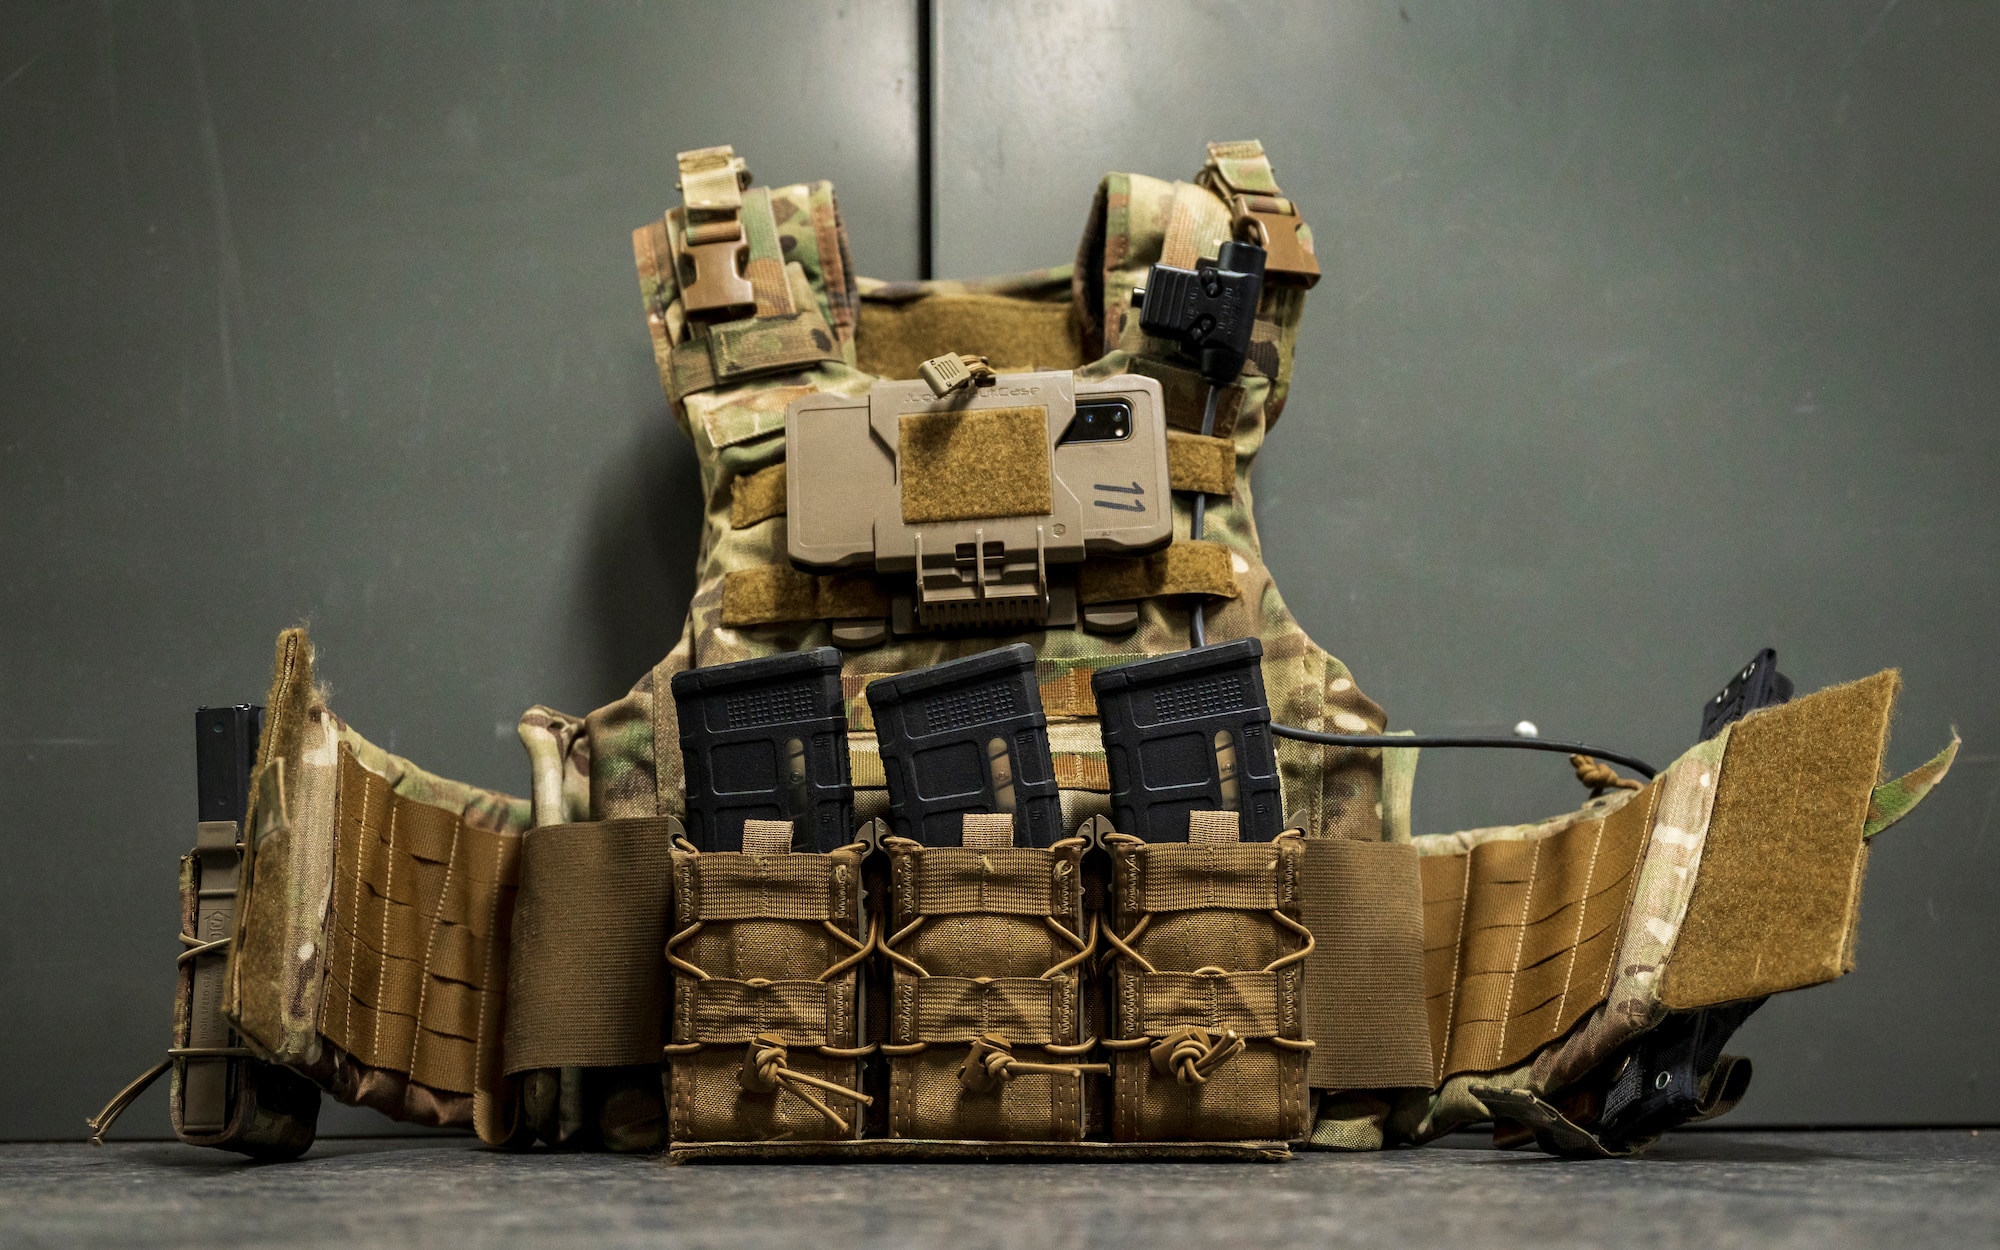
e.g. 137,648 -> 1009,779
321,748 -> 521,1095
1418,785 -> 1656,1082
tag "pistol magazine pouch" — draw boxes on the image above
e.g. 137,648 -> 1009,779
664,837 -> 872,1142
169,824 -> 320,1159
1105,826 -> 1313,1142
881,833 -> 1099,1141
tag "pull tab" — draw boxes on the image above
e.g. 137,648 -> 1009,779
917,352 -> 996,398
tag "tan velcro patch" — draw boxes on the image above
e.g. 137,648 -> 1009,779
720,566 -> 818,626
1166,431 -> 1236,495
898,406 -> 1052,523
720,567 -> 891,627
729,463 -> 787,529
1078,541 -> 1238,605
1662,670 -> 1901,1009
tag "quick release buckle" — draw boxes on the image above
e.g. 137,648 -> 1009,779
675,145 -> 758,320
1227,194 -> 1320,288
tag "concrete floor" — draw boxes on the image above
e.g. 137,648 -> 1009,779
0,1131 -> 1993,1250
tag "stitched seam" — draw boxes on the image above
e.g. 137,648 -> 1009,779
474,827 -> 506,1097
1440,851 -> 1473,1083
406,814 -> 464,1081
1551,815 -> 1608,1045
341,762 -> 374,1048
374,786 -> 401,1063
1494,838 -> 1543,1068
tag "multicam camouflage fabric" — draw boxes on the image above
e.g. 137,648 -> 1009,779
600,163 -> 1387,863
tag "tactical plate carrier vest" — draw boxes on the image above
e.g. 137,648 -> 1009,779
99,142 -> 1957,1162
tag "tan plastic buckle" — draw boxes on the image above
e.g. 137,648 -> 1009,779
675,145 -> 757,320
678,223 -> 756,320
1229,194 -> 1320,288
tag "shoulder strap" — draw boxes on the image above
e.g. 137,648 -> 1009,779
1074,140 -> 1319,428
632,145 -> 857,408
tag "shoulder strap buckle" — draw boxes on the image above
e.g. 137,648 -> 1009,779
675,145 -> 758,318
1227,193 -> 1320,288
1197,140 -> 1322,288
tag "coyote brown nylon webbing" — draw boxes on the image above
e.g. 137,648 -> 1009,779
503,818 -> 676,1074
1300,838 -> 1435,1091
1418,784 -> 1655,1083
320,748 -> 521,1097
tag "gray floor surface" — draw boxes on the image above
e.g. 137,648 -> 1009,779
0,1131 -> 1993,1249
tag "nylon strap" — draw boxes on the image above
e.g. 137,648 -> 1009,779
960,812 -> 1016,849
1115,838 -> 1298,917
502,817 -> 676,1073
720,567 -> 891,627
739,186 -> 796,318
1195,139 -> 1321,287
1299,837 -> 1435,1091
1136,970 -> 1291,1038
892,845 -> 1074,921
678,850 -> 851,923
678,978 -> 838,1047
1078,541 -> 1238,605
896,975 -> 1071,1045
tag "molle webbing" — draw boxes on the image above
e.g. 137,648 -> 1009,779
882,838 -> 1097,1142
1105,830 -> 1312,1142
319,747 -> 521,1100
502,818 -> 676,1073
717,539 -> 1241,627
1418,788 -> 1651,1084
664,844 -> 870,1142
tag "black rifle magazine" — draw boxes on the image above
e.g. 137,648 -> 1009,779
865,643 -> 1062,848
670,647 -> 853,852
1092,638 -> 1283,842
